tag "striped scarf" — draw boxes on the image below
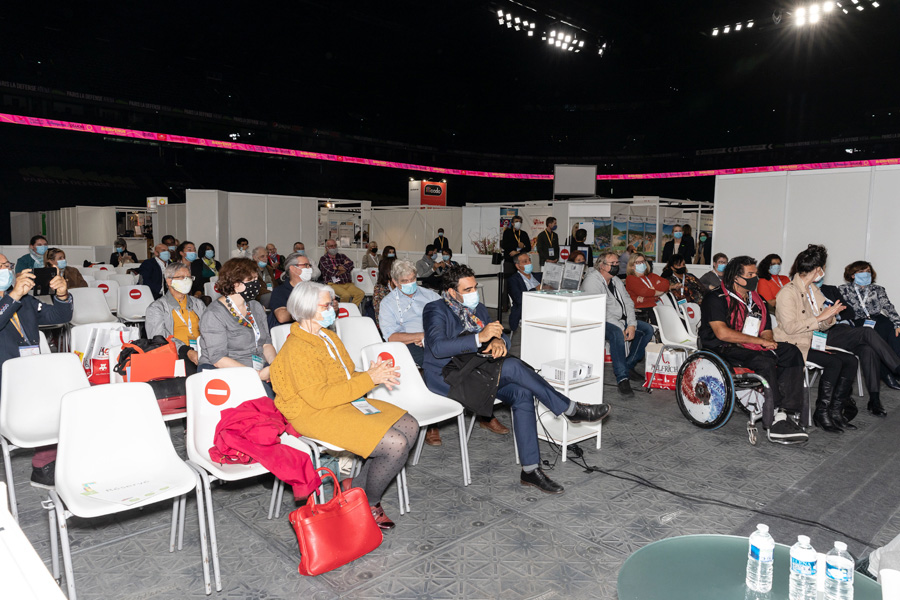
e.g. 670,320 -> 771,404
442,290 -> 484,333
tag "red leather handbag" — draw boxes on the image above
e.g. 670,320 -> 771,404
289,467 -> 382,576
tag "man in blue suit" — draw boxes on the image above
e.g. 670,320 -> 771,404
138,243 -> 170,300
423,265 -> 610,494
507,253 -> 543,332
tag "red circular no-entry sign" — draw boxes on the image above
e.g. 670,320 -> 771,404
129,288 -> 142,299
686,307 -> 695,319
204,379 -> 231,406
98,283 -> 109,293
369,269 -> 377,279
356,274 -> 364,283
377,352 -> 395,368
560,248 -> 570,260
338,307 -> 350,319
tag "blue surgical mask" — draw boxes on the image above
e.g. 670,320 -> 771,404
442,254 -> 450,262
317,306 -> 336,328
185,252 -> 197,262
35,245 -> 47,255
257,260 -> 267,268
0,269 -> 12,291
205,250 -> 215,259
462,291 -> 480,310
635,263 -> 648,274
769,264 -> 781,276
296,250 -> 305,256
814,279 -> 825,288
855,272 -> 872,287
159,251 -> 171,262
523,264 -> 534,275
387,253 -> 395,258
717,263 -> 726,273
57,259 -> 67,270
674,232 -> 683,239
551,225 -> 558,231
168,245 -> 176,252
401,282 -> 418,295
116,247 -> 124,254
438,232 -> 444,237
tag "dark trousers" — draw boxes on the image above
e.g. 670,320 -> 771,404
807,347 -> 858,389
826,324 -> 900,393
717,343 -> 806,427
406,343 -> 425,367
852,315 -> 900,377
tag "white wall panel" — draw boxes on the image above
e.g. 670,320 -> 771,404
867,165 -> 900,297
265,194 -> 303,258
186,189 -> 225,251
9,213 -> 30,245
74,206 -> 116,246
228,193 -> 267,253
713,173 -> 788,263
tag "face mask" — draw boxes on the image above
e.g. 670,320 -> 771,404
814,270 -> 825,284
551,225 -> 557,231
387,253 -> 395,258
635,263 -> 647,274
717,263 -> 726,273
442,254 -> 450,262
401,282 -> 418,295
317,306 -> 336,328
240,280 -> 262,302
462,291 -> 480,310
438,232 -> 444,237
673,232 -> 683,239
740,276 -> 759,292
35,245 -> 48,255
257,260 -> 267,268
513,222 -> 522,230
371,248 -> 378,254
523,264 -> 534,275
57,259 -> 67,270
185,252 -> 197,262
327,248 -> 338,256
814,279 -> 824,288
299,267 -> 313,282
159,251 -> 171,262
296,249 -> 305,256
205,250 -> 215,259
0,269 -> 12,291
700,235 -> 707,242
168,245 -> 176,252
769,264 -> 781,276
116,247 -> 124,254
171,277 -> 193,294
674,266 -> 687,275
607,265 -> 620,277
854,272 -> 871,286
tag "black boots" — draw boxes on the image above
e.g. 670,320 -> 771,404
868,392 -> 888,417
831,376 -> 858,431
813,380 -> 843,433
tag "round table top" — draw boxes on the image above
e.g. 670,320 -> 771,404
617,534 -> 881,600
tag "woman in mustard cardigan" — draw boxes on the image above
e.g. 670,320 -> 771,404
270,281 -> 417,530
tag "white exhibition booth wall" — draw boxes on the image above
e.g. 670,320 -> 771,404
712,165 -> 900,294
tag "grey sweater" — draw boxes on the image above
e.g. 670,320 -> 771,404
199,298 -> 271,367
145,292 -> 206,352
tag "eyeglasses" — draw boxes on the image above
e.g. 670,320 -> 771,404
316,303 -> 332,309
174,275 -> 194,281
0,262 -> 13,269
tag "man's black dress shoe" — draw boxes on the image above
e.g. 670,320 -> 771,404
520,468 -> 564,494
884,373 -> 900,390
617,379 -> 634,397
629,368 -> 645,383
566,402 -> 611,423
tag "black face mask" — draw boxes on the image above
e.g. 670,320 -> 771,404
240,280 -> 262,301
739,276 -> 758,292
607,265 -> 620,277
674,266 -> 687,275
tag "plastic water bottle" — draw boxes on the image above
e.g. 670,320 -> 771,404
789,535 -> 817,600
746,524 -> 775,592
824,541 -> 854,600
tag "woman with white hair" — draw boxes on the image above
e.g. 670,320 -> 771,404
270,282 -> 419,530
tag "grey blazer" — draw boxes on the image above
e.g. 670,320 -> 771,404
145,292 -> 207,352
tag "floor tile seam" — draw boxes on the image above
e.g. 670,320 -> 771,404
63,522 -> 175,558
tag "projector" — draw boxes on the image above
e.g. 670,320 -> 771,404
541,359 -> 593,383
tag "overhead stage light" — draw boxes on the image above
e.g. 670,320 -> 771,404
514,16 -> 520,23
498,18 -> 504,24
555,40 -> 561,46
550,30 -> 556,37
723,25 -> 731,33
564,34 -> 571,42
528,30 -> 533,36
530,22 -> 535,28
578,40 -> 584,47
747,19 -> 755,27
712,27 -> 719,35
497,9 -> 504,17
735,22 -> 743,30
823,1 -> 834,11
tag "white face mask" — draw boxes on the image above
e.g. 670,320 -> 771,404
513,222 -> 522,230
299,267 -> 313,282
170,277 -> 193,294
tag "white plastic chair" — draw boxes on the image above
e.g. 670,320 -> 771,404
680,302 -> 702,337
89,279 -> 120,312
185,368 -> 315,592
38,330 -> 51,354
93,264 -> 112,272
68,288 -> 118,325
647,305 -> 699,390
49,382 -> 211,599
81,275 -> 95,284
337,302 -> 361,319
204,281 -> 221,301
271,323 -> 292,352
361,343 -> 470,489
368,267 -> 378,282
334,316 -> 382,371
75,266 -> 94,278
351,269 -> 375,296
0,354 -> 90,523
117,285 -> 154,323
112,273 -> 137,287
93,269 -> 112,281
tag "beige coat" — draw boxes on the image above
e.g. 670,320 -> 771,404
773,275 -> 836,360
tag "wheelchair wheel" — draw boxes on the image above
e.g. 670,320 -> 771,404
675,350 -> 736,429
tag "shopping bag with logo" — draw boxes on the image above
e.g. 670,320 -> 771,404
289,467 -> 382,576
75,325 -> 140,385
644,342 -> 686,390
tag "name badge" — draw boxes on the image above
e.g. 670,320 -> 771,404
677,299 -> 687,306
189,338 -> 199,351
548,248 -> 555,257
251,354 -> 265,371
351,399 -> 381,415
811,331 -> 828,351
332,277 -> 341,283
864,319 -> 876,328
266,283 -> 273,292
742,315 -> 761,336
18,344 -> 40,357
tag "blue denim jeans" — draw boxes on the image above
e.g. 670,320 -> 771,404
606,320 -> 654,383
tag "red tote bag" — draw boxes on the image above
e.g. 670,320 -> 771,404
289,467 -> 382,576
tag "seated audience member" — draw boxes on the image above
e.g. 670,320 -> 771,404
161,235 -> 177,254
699,256 -> 807,444
269,252 -> 314,328
199,258 -> 276,396
433,228 -> 451,254
362,241 -> 381,269
372,254 -> 396,328
584,252 -> 654,396
191,242 -> 221,296
774,245 -> 856,433
379,259 -> 440,366
696,231 -> 712,264
423,265 -> 610,494
252,246 -> 278,295
625,252 -> 669,323
292,241 -> 320,280
416,244 -> 445,290
535,217 -> 560,267
44,248 -> 87,290
270,282 -> 418,530
571,252 -> 586,265
0,253 -> 73,485
440,247 -> 459,268
699,252 -> 729,291
661,255 -> 704,305
318,239 -> 365,306
231,237 -> 250,259
265,244 -> 285,280
175,241 -> 197,269
110,238 -> 139,267
508,253 -> 542,332
661,224 -> 694,264
839,260 -> 900,390
146,263 -> 206,376
382,245 -> 396,260
618,244 -> 636,273
567,228 -> 594,268
138,243 -> 171,300
757,254 -> 791,310
16,235 -> 49,273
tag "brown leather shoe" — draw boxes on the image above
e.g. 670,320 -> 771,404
370,503 -> 395,530
425,427 -> 442,446
479,417 -> 510,435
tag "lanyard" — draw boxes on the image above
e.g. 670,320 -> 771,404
727,289 -> 755,313
514,230 -> 523,246
319,331 -> 351,380
854,286 -> 870,318
173,299 -> 195,337
640,275 -> 655,290
609,280 -> 628,323
394,290 -> 416,326
543,230 -> 555,246
806,287 -> 821,316
10,313 -> 31,345
774,276 -> 784,289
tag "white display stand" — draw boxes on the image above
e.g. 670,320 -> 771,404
520,291 -> 606,461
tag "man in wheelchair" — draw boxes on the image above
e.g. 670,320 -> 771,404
698,256 -> 809,444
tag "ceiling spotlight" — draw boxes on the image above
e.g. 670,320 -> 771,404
602,42 -> 607,48
723,25 -> 731,33
564,34 -> 572,42
514,16 -> 520,23
747,19 -> 755,27
514,25 -> 520,30
530,22 -> 535,28
507,21 -> 512,27
506,13 -> 512,19
555,40 -> 561,47
735,22 -> 742,30
856,4 -> 864,9
578,40 -> 584,47
872,1 -> 879,6
497,9 -> 503,17
527,30 -> 533,36
550,30 -> 556,37
562,42 -> 568,49
574,48 -> 580,53
568,46 -> 573,51
712,27 -> 719,35
823,1 -> 834,11
542,35 -> 547,40
811,3 -> 820,12
498,18 -> 504,24
523,20 -> 528,26
810,12 -> 820,22
599,48 -> 604,55
843,7 -> 849,11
